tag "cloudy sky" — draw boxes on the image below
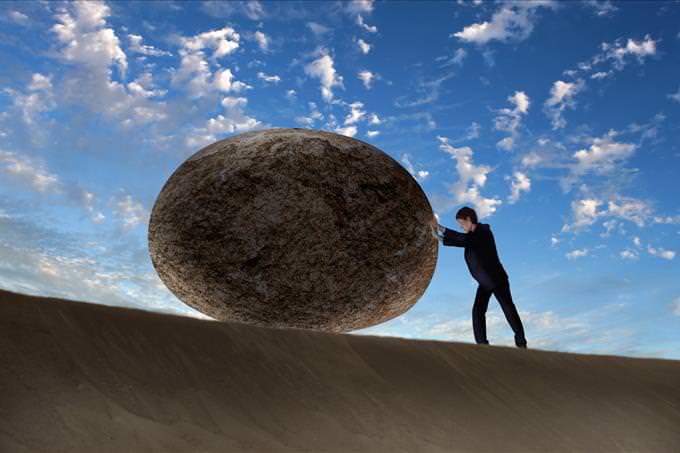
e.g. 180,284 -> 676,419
1,0 -> 679,360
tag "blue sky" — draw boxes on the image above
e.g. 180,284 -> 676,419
1,0 -> 679,360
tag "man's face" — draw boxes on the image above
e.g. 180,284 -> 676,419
457,216 -> 474,233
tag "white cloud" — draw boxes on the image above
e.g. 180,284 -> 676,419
254,30 -> 269,51
572,130 -> 636,174
651,215 -> 680,225
561,194 -> 661,234
344,101 -> 366,125
121,106 -> 167,127
497,136 -> 513,152
304,50 -> 344,102
0,149 -> 105,223
548,80 -> 582,104
520,151 -> 542,168
433,136 -> 502,219
401,153 -> 429,182
590,71 -> 612,80
667,86 -> 680,104
561,198 -> 602,233
213,68 -> 252,93
344,0 -> 374,15
356,37 -> 371,54
66,188 -> 105,224
451,1 -> 557,45
172,41 -> 251,98
8,10 -> 30,26
179,26 -> 240,60
506,171 -> 531,204
0,149 -> 60,193
551,236 -> 560,248
603,34 -> 657,70
170,26 -> 243,97
494,90 -> 529,151
647,245 -> 675,260
295,101 -> 324,127
626,112 -> 666,146
482,48 -> 495,68
358,70 -> 379,89
606,197 -> 652,228
379,111 -> 436,134
566,248 -> 588,259
544,79 -> 585,130
306,22 -> 332,38
257,71 -> 281,84
309,101 -> 323,120
127,34 -> 172,57
295,116 -> 314,127
3,73 -> 56,133
111,192 -> 148,232
0,217 -> 210,318
464,121 -> 480,140
393,72 -> 455,108
334,125 -> 357,137
368,113 -> 381,125
201,1 -> 265,20
559,129 -> 636,193
620,249 -> 638,260
600,218 -> 619,237
126,71 -> 168,98
633,236 -> 641,247
186,96 -> 263,149
209,96 -> 261,131
50,1 -> 168,128
366,130 -> 380,138
436,48 -> 467,67
672,297 -> 680,316
356,14 -> 377,33
171,50 -> 211,95
452,48 -> 467,65
565,34 -> 658,79
52,1 -> 127,77
584,0 -> 618,17
91,211 -> 106,224
247,58 -> 265,69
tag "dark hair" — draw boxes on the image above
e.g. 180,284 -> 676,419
456,206 -> 478,224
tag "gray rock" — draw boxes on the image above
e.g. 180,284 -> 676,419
148,128 -> 438,332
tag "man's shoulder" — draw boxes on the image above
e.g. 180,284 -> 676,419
475,223 -> 491,232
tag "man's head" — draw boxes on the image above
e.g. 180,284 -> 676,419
456,206 -> 478,233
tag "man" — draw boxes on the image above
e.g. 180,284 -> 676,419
434,206 -> 528,348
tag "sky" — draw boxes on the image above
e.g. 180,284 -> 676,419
1,0 -> 680,360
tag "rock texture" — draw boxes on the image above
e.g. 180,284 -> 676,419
148,128 -> 438,332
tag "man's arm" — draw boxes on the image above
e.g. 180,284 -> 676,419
442,226 -> 469,247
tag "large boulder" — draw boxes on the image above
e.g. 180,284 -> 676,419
148,128 -> 438,332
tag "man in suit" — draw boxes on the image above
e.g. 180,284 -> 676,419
434,206 -> 528,348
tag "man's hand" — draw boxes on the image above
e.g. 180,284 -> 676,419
431,223 -> 445,242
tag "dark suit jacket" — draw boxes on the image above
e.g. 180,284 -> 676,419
443,223 -> 509,290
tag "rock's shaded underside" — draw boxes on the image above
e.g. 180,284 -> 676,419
148,128 -> 438,332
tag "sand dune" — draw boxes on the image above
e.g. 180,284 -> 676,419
1,288 -> 679,452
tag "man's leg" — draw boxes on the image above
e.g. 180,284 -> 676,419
472,285 -> 492,344
493,280 -> 527,347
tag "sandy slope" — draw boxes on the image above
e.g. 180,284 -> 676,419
1,288 -> 679,452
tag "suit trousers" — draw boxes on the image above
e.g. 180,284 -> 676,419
473,279 -> 527,347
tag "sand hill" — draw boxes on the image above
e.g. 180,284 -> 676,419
1,288 -> 679,452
